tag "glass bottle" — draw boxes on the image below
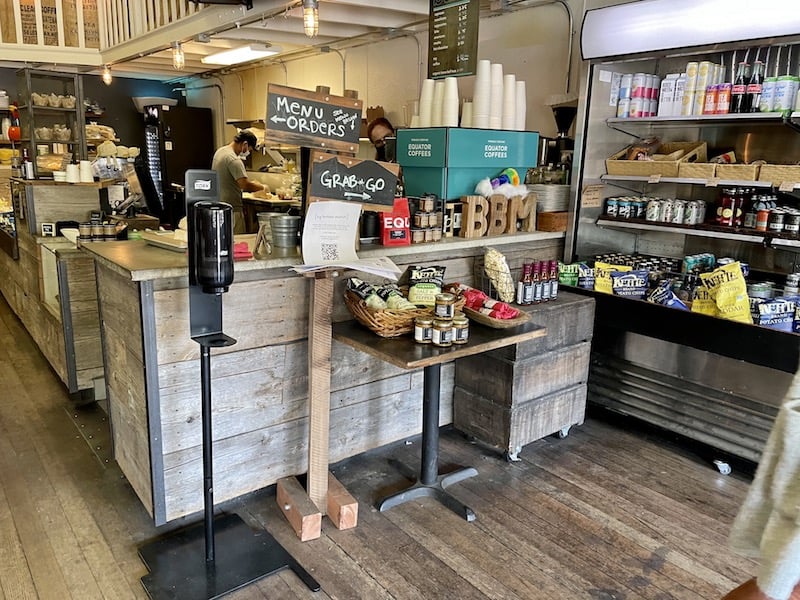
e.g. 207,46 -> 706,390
730,62 -> 751,113
532,261 -> 543,304
549,260 -> 559,301
746,60 -> 765,113
516,263 -> 532,305
21,147 -> 34,179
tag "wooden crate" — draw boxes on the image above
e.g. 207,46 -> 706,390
455,341 -> 591,407
716,163 -> 759,181
758,164 -> 800,186
536,211 -> 568,232
454,383 -> 587,458
678,162 -> 716,179
606,142 -> 707,178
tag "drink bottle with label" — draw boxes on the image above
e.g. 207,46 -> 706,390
730,62 -> 750,113
746,60 -> 764,112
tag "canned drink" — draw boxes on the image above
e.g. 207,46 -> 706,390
632,73 -> 647,98
743,209 -> 757,229
605,198 -> 619,217
645,74 -> 655,99
616,97 -> 631,118
683,201 -> 700,225
650,76 -> 661,100
760,77 -> 777,112
740,262 -> 750,279
768,210 -> 785,233
785,213 -> 800,236
696,200 -> 707,224
671,200 -> 686,224
685,62 -> 699,90
617,199 -> 632,219
634,199 -> 646,219
646,198 -> 661,222
661,199 -> 675,223
716,83 -> 732,114
629,97 -> 644,118
619,73 -> 633,100
787,273 -> 800,287
773,75 -> 799,113
703,85 -> 718,114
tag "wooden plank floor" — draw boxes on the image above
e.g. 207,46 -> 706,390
0,293 -> 758,599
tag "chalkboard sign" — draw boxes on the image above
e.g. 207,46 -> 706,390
428,0 -> 479,79
308,151 -> 400,212
265,84 -> 362,154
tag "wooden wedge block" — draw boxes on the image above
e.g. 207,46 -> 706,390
326,473 -> 358,530
277,476 -> 322,541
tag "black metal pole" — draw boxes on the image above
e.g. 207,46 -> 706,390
420,364 -> 441,486
200,343 -> 215,563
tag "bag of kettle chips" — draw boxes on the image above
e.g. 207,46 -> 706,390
346,277 -> 387,310
594,261 -> 631,294
757,298 -> 795,331
611,269 -> 649,300
648,280 -> 689,310
577,263 -> 595,289
407,265 -> 446,306
699,262 -> 752,324
375,283 -> 417,310
558,262 -> 580,287
691,285 -> 718,317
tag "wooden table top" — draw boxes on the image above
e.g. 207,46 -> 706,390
332,319 -> 547,370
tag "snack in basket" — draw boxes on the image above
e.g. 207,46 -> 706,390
375,283 -> 417,310
346,278 -> 386,310
483,247 -> 515,302
446,283 -> 520,319
625,136 -> 661,161
407,265 -> 446,306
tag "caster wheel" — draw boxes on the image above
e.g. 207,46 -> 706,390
505,448 -> 522,462
557,426 -> 571,439
713,460 -> 732,475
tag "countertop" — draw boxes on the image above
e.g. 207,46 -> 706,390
80,230 -> 565,282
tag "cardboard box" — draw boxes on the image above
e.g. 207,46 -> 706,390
537,211 -> 568,232
397,127 -> 539,200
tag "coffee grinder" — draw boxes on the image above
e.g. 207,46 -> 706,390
543,95 -> 578,178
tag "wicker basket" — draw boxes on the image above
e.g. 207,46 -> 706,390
717,163 -> 760,181
758,164 -> 800,186
606,141 -> 708,178
678,162 -> 716,179
344,289 -> 464,337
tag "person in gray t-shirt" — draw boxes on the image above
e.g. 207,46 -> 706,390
211,129 -> 266,233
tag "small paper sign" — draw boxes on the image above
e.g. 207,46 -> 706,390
705,177 -> 720,187
647,174 -> 662,184
779,181 -> 796,193
581,184 -> 603,208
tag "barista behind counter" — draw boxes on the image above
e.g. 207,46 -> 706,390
212,129 -> 266,234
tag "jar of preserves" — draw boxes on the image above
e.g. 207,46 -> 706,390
431,319 -> 453,347
452,313 -> 469,344
434,293 -> 456,319
414,317 -> 433,344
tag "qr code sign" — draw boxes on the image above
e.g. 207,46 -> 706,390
321,243 -> 339,262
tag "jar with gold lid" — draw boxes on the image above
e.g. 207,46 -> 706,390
434,292 -> 456,320
431,319 -> 453,347
414,317 -> 433,344
452,313 -> 469,344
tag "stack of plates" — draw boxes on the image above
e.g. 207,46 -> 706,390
527,184 -> 570,213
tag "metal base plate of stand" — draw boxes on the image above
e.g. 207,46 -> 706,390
376,467 -> 478,522
139,513 -> 320,599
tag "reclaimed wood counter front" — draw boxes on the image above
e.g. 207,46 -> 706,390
82,232 -> 565,525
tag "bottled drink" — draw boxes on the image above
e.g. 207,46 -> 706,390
532,262 -> 543,304
21,147 -> 34,179
549,260 -> 559,301
516,263 -> 532,305
541,262 -> 552,302
746,60 -> 765,112
730,62 -> 750,113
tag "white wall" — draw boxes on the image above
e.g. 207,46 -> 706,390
187,0 -> 587,147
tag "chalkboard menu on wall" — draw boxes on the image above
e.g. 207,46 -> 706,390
308,151 -> 400,212
428,0 -> 480,79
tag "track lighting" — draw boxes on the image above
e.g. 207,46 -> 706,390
101,65 -> 112,85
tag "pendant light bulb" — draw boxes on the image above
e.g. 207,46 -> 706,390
101,65 -> 112,86
172,42 -> 185,70
302,0 -> 319,38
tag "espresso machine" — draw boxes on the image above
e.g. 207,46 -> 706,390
540,99 -> 577,171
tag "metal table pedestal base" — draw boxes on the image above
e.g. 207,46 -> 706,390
376,466 -> 478,521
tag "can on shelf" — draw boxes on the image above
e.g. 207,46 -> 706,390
784,213 -> 800,236
756,209 -> 770,231
646,198 -> 662,222
768,210 -> 785,233
671,200 -> 686,224
660,199 -> 675,223
605,198 -> 619,217
617,199 -> 632,219
616,97 -> 631,119
619,74 -> 633,100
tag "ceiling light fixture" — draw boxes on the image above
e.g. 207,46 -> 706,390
302,0 -> 319,38
172,42 -> 185,70
201,44 -> 281,66
101,65 -> 112,85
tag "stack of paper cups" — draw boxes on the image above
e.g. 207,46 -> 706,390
502,74 -> 517,130
442,77 -> 459,127
472,59 -> 491,129
79,160 -> 93,183
431,80 -> 445,127
515,81 -> 527,131
489,63 -> 504,129
418,79 -> 435,128
461,101 -> 473,128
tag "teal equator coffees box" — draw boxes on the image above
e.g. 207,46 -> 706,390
397,127 -> 539,200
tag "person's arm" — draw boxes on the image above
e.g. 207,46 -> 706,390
236,177 -> 265,192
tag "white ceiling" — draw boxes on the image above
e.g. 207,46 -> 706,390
95,0 -> 528,81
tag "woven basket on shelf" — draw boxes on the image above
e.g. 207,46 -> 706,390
344,289 -> 465,338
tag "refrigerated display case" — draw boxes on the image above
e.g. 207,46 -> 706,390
570,0 -> 800,462
142,104 -> 213,227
